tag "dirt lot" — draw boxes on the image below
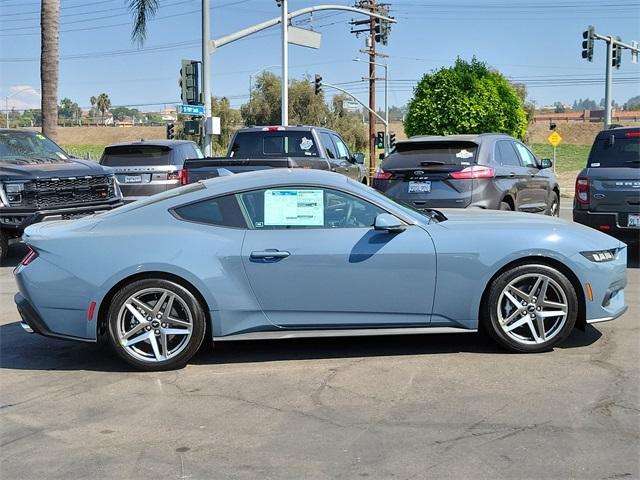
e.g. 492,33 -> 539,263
53,126 -> 166,145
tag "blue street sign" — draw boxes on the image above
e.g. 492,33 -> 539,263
177,104 -> 205,116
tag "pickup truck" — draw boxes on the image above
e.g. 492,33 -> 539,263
0,129 -> 122,263
183,126 -> 367,184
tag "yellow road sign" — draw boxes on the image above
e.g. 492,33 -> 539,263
548,130 -> 562,147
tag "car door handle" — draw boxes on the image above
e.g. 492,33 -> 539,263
509,172 -> 516,178
250,250 -> 291,260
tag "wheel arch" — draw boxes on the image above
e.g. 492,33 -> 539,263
96,271 -> 212,338
501,194 -> 515,210
479,256 -> 586,331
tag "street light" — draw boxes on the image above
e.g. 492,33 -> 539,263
5,87 -> 37,128
249,65 -> 280,118
353,58 -> 388,155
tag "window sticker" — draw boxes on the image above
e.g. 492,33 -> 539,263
456,149 -> 473,159
300,137 -> 313,151
591,162 -> 600,167
264,189 -> 324,226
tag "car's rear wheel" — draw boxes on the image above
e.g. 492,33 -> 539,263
107,279 -> 206,371
483,264 -> 578,353
499,201 -> 512,211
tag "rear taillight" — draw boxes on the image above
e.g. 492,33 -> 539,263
21,247 -> 38,266
449,166 -> 495,179
624,131 -> 640,138
168,170 -> 189,185
575,176 -> 590,205
373,166 -> 392,180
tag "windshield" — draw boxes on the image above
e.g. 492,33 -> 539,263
589,136 -> 640,168
0,131 -> 68,161
229,131 -> 320,158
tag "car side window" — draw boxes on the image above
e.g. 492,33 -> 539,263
319,132 -> 338,159
332,134 -> 351,160
238,187 -> 386,230
496,141 -> 522,167
173,195 -> 247,228
514,143 -> 538,168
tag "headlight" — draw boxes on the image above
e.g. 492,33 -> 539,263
581,248 -> 619,262
1,183 -> 24,205
5,183 -> 24,193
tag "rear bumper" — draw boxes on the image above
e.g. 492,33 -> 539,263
573,209 -> 640,243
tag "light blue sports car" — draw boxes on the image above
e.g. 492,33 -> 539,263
14,169 -> 628,370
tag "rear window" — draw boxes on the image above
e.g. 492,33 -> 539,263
384,141 -> 478,170
101,145 -> 173,166
589,135 -> 640,168
229,131 -> 319,158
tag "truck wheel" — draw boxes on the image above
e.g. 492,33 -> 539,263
0,230 -> 8,265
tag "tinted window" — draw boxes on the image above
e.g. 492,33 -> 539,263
101,145 -> 173,166
319,132 -> 337,159
174,195 -> 246,228
332,135 -> 351,159
383,141 -> 477,170
229,131 -> 319,158
588,136 -> 640,168
513,143 -> 538,168
496,141 -> 522,167
238,187 -> 386,229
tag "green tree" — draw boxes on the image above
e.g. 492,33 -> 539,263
127,0 -> 159,44
94,93 -> 111,125
240,72 -> 284,126
404,58 -> 528,140
58,97 -> 81,122
553,102 -> 566,113
624,95 -> 640,110
211,96 -> 242,154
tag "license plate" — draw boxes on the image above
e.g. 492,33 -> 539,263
629,214 -> 640,227
125,175 -> 142,183
408,181 -> 431,193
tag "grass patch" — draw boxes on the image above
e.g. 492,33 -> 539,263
530,143 -> 590,174
60,144 -> 105,161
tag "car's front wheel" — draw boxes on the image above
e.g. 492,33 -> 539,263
483,264 -> 578,353
546,192 -> 560,217
107,279 -> 207,371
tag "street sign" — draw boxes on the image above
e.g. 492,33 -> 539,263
342,100 -> 361,113
288,26 -> 321,49
178,104 -> 205,116
548,131 -> 562,147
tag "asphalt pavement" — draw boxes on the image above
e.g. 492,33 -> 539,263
0,204 -> 638,480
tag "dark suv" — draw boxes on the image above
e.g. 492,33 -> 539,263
372,134 -> 560,214
573,126 -> 640,245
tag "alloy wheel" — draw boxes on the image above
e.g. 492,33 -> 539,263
116,287 -> 193,362
496,273 -> 569,345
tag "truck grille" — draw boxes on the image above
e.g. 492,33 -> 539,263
23,176 -> 115,209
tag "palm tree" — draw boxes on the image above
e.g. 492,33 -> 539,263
127,0 -> 159,44
95,94 -> 111,125
40,0 -> 60,140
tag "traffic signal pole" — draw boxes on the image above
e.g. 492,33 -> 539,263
604,38 -> 613,128
202,0 -> 212,156
368,12 -> 376,177
280,0 -> 289,126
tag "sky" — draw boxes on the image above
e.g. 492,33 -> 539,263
1,0 -> 639,113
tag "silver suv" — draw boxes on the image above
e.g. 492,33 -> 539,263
100,140 -> 203,203
573,126 -> 640,246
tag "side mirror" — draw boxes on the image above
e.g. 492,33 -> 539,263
540,158 -> 553,169
374,213 -> 405,233
353,152 -> 365,164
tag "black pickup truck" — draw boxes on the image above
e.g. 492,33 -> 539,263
0,129 -> 122,263
183,126 -> 367,184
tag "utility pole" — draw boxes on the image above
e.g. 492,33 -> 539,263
202,0 -> 212,156
604,39 -> 613,128
368,11 -> 376,176
280,0 -> 289,126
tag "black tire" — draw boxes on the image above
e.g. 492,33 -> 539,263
0,230 -> 8,266
499,201 -> 512,211
482,264 -> 578,353
107,278 -> 207,371
547,192 -> 560,217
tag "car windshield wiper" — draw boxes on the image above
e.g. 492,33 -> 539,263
624,159 -> 640,164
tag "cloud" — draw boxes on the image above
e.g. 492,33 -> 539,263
4,85 -> 41,110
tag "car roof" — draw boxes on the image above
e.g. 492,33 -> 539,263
0,128 -> 41,135
105,140 -> 195,148
595,126 -> 640,139
400,133 -> 513,145
238,125 -> 330,133
200,168 -> 348,194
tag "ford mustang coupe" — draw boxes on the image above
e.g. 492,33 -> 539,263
14,169 -> 628,370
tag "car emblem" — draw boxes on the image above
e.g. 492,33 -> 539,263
414,170 -> 425,175
594,194 -> 606,199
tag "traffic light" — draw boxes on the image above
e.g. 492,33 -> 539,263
612,37 -> 622,69
375,131 -> 385,149
374,18 -> 382,43
389,132 -> 396,149
166,123 -> 175,140
314,74 -> 323,95
373,17 -> 391,45
183,120 -> 199,136
582,26 -> 594,62
179,59 -> 200,105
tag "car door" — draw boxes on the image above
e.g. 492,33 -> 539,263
239,186 -> 436,328
332,134 -> 361,180
513,142 -> 549,212
494,140 -> 529,209
319,132 -> 349,177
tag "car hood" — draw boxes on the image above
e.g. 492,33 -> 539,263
436,208 -> 624,251
0,157 -> 111,181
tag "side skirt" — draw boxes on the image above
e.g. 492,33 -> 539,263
213,326 -> 477,342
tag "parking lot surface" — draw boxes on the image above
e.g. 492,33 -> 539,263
1,204 -> 638,480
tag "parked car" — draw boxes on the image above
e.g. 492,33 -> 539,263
15,169 -> 627,371
0,129 -> 122,263
573,126 -> 640,246
99,140 -> 204,203
183,125 -> 367,184
372,134 -> 560,215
